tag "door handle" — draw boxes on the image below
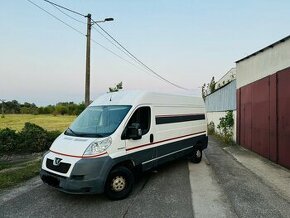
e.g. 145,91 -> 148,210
150,134 -> 154,143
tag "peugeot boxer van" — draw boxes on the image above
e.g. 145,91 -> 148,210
40,91 -> 208,200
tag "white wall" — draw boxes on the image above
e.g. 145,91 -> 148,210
236,38 -> 290,89
215,68 -> 236,89
206,110 -> 237,142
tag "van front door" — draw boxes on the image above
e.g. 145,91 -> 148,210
123,106 -> 156,171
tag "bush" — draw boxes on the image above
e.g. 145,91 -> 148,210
217,110 -> 234,144
0,128 -> 19,153
19,123 -> 49,152
207,121 -> 215,135
0,122 -> 61,154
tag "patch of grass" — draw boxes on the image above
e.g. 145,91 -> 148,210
0,114 -> 76,132
213,133 -> 235,147
0,163 -> 14,171
0,160 -> 41,190
0,162 -> 14,171
0,158 -> 41,170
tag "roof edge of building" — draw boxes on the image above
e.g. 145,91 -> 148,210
235,35 -> 290,64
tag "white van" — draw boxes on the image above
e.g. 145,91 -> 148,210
40,91 -> 208,200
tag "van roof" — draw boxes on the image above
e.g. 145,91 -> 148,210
90,90 -> 204,107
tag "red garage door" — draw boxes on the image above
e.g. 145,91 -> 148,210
240,85 -> 252,150
251,78 -> 270,159
277,68 -> 290,168
238,67 -> 290,169
239,77 -> 270,159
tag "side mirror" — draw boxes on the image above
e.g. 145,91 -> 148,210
127,123 -> 142,140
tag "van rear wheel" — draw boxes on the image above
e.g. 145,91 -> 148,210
190,146 -> 202,163
105,166 -> 134,200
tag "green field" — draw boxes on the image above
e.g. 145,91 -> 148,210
0,114 -> 76,132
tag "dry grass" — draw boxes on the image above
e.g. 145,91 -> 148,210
0,114 -> 76,132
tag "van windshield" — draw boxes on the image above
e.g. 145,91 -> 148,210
65,105 -> 131,138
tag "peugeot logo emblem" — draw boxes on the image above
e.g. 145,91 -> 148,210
53,157 -> 62,166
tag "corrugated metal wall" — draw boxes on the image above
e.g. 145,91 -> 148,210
205,80 -> 237,141
205,80 -> 236,112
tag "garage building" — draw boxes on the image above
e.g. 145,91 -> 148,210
236,35 -> 290,169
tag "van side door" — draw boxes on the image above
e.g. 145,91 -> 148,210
122,106 -> 155,171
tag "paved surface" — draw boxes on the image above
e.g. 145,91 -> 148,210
224,144 -> 290,200
189,158 -> 237,218
205,136 -> 290,218
1,136 -> 290,218
0,160 -> 193,218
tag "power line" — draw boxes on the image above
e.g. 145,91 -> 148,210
41,1 -> 163,81
45,0 -> 149,71
90,38 -> 165,80
92,26 -> 147,67
94,23 -> 190,90
49,2 -> 86,24
26,0 -> 85,36
43,0 -> 86,17
48,2 -> 139,64
90,38 -> 149,70
31,0 -> 191,90
43,0 -> 190,90
26,0 -> 154,77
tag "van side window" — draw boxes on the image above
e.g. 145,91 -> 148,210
127,107 -> 151,135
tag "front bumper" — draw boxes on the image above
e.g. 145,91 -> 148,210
40,156 -> 114,194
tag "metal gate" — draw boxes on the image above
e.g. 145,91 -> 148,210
277,68 -> 290,168
240,85 -> 252,150
239,77 -> 270,159
251,78 -> 270,158
238,67 -> 290,169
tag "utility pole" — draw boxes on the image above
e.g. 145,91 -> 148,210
85,13 -> 92,107
84,15 -> 114,107
0,99 -> 5,118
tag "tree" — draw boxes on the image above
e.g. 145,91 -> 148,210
209,77 -> 216,94
109,82 -> 123,92
201,83 -> 206,100
55,105 -> 68,115
5,100 -> 20,114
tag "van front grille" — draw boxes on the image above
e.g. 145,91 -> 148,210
46,159 -> 71,173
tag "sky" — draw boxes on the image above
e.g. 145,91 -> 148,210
0,0 -> 290,106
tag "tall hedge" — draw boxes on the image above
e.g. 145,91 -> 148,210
0,122 -> 61,154
0,128 -> 19,153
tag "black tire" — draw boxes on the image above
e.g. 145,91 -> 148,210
190,146 -> 202,163
105,166 -> 134,200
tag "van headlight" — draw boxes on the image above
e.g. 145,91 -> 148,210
83,137 -> 112,156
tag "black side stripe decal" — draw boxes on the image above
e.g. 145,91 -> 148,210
155,114 -> 205,125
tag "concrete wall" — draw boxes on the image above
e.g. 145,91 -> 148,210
236,38 -> 290,89
207,111 -> 237,141
215,68 -> 236,89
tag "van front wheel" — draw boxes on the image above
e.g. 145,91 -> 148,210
190,147 -> 202,163
105,166 -> 134,200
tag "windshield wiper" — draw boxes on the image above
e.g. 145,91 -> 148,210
80,133 -> 105,138
65,128 -> 105,138
66,127 -> 79,136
